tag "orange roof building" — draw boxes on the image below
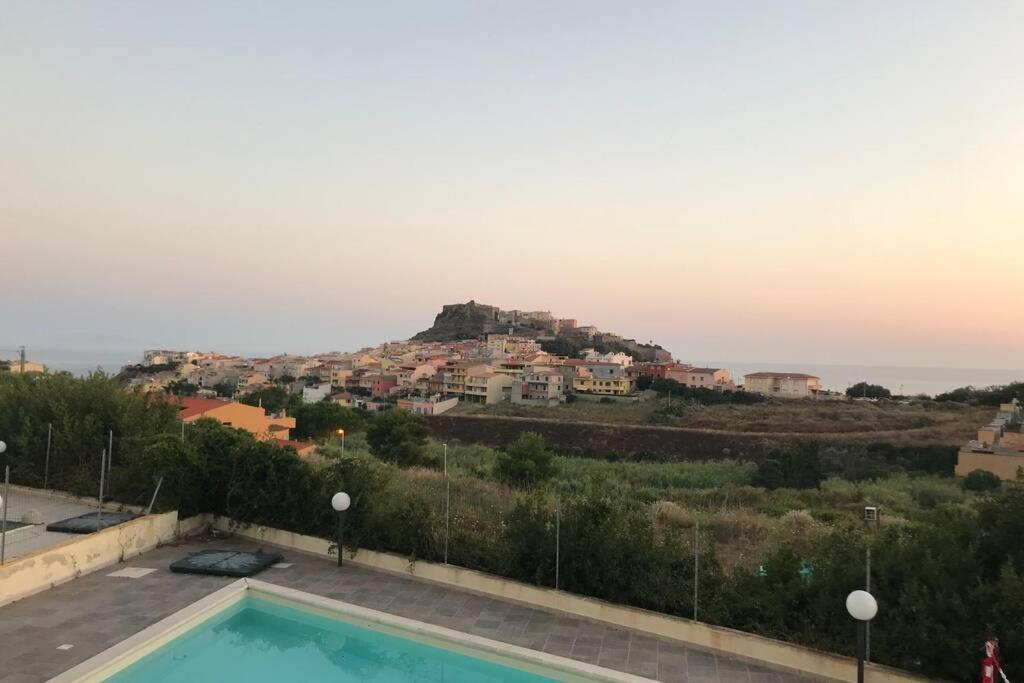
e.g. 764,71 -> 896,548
170,396 -> 296,441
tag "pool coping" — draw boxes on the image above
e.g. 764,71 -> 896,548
50,577 -> 656,683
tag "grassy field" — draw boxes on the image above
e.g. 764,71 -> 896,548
451,397 -> 989,445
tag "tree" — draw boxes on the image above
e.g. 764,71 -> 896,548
963,469 -> 1002,492
494,432 -> 557,487
211,380 -> 236,398
165,379 -> 198,396
292,402 -> 366,440
753,459 -> 785,489
366,409 -> 434,467
846,382 -> 892,399
240,387 -> 299,414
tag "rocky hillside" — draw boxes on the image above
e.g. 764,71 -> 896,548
410,300 -> 671,362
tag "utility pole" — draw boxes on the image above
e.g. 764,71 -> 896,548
18,346 -> 25,374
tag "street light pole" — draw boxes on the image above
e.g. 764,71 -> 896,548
846,590 -> 878,683
331,492 -> 351,567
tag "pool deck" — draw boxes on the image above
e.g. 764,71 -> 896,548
0,534 -> 830,683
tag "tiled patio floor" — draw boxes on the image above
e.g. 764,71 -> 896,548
0,534 -> 832,683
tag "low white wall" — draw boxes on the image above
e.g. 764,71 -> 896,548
0,511 -> 179,606
213,518 -> 925,683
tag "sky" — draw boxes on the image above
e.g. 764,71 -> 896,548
2,1 -> 1022,368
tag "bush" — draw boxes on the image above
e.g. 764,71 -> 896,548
494,432 -> 557,487
366,410 -> 436,467
963,469 -> 1002,492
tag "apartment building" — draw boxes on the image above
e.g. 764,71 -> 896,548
511,369 -> 570,406
583,362 -> 626,380
442,362 -> 488,397
573,376 -> 635,396
743,372 -> 820,398
464,367 -> 513,404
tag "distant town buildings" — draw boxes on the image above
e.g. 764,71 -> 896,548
955,399 -> 1024,481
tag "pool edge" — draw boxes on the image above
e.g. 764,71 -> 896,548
49,577 -> 655,683
49,580 -> 248,683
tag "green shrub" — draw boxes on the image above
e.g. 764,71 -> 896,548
963,469 -> 1002,492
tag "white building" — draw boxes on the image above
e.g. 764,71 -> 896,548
743,372 -> 821,399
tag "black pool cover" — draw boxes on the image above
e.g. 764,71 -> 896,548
170,549 -> 283,577
46,511 -> 139,534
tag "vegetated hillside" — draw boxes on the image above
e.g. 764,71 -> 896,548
447,397 -> 987,447
410,300 -> 670,361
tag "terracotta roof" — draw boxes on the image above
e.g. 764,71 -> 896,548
744,372 -> 820,380
171,396 -> 233,419
275,439 -> 316,453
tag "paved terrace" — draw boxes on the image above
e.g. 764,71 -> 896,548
0,535 -> 830,683
0,488 -> 99,562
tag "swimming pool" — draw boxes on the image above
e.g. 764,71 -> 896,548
53,579 -> 648,682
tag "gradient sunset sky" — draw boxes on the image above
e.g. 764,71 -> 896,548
2,1 -> 1021,368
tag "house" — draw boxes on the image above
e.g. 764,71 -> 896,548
275,439 -> 318,461
743,372 -> 821,399
464,367 -> 513,404
626,362 -> 688,380
329,391 -> 353,407
396,364 -> 437,389
302,383 -> 332,404
170,396 -> 296,441
668,367 -> 735,391
396,395 -> 460,416
5,359 -> 46,374
584,350 -> 634,367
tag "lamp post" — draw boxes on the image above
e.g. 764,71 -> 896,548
846,590 -> 878,683
331,492 -> 351,567
336,429 -> 345,456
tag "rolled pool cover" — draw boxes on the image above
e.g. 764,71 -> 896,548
170,549 -> 284,577
46,511 -> 138,534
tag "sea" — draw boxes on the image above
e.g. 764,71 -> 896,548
11,348 -> 1022,398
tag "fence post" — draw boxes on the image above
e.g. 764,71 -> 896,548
97,449 -> 106,529
693,521 -> 699,621
555,497 -> 560,591
44,423 -> 52,490
1,465 -> 9,564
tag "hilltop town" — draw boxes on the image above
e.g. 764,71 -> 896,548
119,301 -> 834,417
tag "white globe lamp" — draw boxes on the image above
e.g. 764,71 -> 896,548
331,492 -> 351,512
846,590 -> 878,622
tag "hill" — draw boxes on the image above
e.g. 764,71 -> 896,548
410,300 -> 671,362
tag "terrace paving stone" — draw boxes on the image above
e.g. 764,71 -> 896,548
0,535 -> 834,683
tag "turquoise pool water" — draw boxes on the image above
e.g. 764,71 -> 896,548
107,596 -> 557,682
